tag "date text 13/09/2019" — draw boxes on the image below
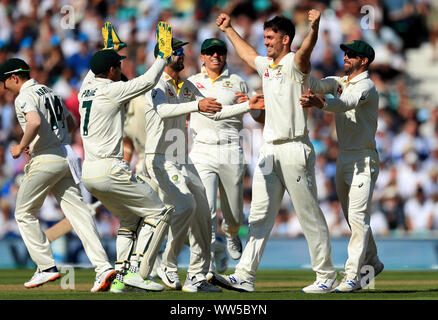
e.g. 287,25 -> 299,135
170,304 -> 268,317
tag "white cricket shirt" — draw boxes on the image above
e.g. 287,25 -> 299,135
254,52 -> 308,143
78,58 -> 166,161
14,79 -> 71,155
144,72 -> 252,158
307,71 -> 379,151
188,65 -> 249,145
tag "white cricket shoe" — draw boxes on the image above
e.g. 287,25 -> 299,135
226,235 -> 242,260
24,269 -> 60,288
91,269 -> 117,292
124,270 -> 164,291
157,266 -> 182,290
182,274 -> 222,293
209,273 -> 254,292
333,275 -> 362,293
302,278 -> 339,293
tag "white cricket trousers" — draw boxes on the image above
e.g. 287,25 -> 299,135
335,149 -> 380,278
190,142 -> 245,263
82,158 -> 169,267
235,136 -> 336,282
145,154 -> 211,279
14,147 -> 112,274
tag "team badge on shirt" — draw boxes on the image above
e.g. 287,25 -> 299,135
264,69 -> 270,78
222,80 -> 233,88
183,87 -> 192,97
337,84 -> 343,94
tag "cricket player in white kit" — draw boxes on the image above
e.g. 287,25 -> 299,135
78,22 -> 175,292
188,38 -> 251,275
0,58 -> 115,291
144,39 -> 264,292
300,40 -> 384,292
210,10 -> 338,293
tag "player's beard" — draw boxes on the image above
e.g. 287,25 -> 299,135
170,57 -> 185,72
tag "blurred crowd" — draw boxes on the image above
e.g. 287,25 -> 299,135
1,0 -> 438,241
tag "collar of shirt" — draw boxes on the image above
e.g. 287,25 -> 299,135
268,51 -> 291,69
201,64 -> 229,83
94,77 -> 113,84
19,78 -> 38,92
162,71 -> 185,95
342,70 -> 369,84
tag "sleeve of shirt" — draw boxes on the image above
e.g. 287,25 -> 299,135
323,81 -> 374,113
149,85 -> 198,119
15,93 -> 38,114
199,101 -> 250,120
307,76 -> 339,94
104,58 -> 167,105
254,56 -> 269,77
290,54 -> 307,84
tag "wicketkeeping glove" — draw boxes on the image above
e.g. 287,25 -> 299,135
155,21 -> 172,59
102,21 -> 127,51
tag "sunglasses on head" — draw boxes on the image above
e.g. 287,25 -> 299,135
202,47 -> 227,56
344,50 -> 363,59
173,48 -> 184,56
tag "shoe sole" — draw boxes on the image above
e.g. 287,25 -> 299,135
209,274 -> 252,292
24,273 -> 61,289
92,270 -> 117,292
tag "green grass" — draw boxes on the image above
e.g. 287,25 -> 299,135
0,268 -> 437,300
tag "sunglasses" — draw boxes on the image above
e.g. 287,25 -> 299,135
173,48 -> 184,56
202,47 -> 227,56
344,51 -> 363,59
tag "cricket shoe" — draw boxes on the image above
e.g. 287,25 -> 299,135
124,270 -> 164,291
302,277 -> 339,293
110,273 -> 144,293
209,273 -> 254,292
182,274 -> 222,293
24,267 -> 61,288
333,275 -> 362,293
226,235 -> 242,260
157,266 -> 182,290
91,268 -> 117,292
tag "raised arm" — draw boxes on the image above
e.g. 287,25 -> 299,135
216,13 -> 258,70
294,9 -> 321,74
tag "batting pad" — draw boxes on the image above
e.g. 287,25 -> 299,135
139,206 -> 174,278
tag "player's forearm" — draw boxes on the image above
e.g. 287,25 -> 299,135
224,27 -> 257,70
113,58 -> 166,104
294,27 -> 319,74
201,101 -> 250,120
20,114 -> 41,148
323,96 -> 359,113
156,101 -> 199,119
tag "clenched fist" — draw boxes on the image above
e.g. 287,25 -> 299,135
308,9 -> 321,30
216,13 -> 232,32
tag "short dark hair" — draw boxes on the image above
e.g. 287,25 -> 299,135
263,16 -> 295,44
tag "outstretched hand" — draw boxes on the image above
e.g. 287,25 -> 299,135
235,92 -> 249,103
249,94 -> 265,110
299,89 -> 325,109
102,21 -> 127,51
198,97 -> 222,113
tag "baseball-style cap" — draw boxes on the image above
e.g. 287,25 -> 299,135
0,58 -> 30,82
201,38 -> 227,53
90,49 -> 126,74
340,40 -> 375,62
154,38 -> 189,58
